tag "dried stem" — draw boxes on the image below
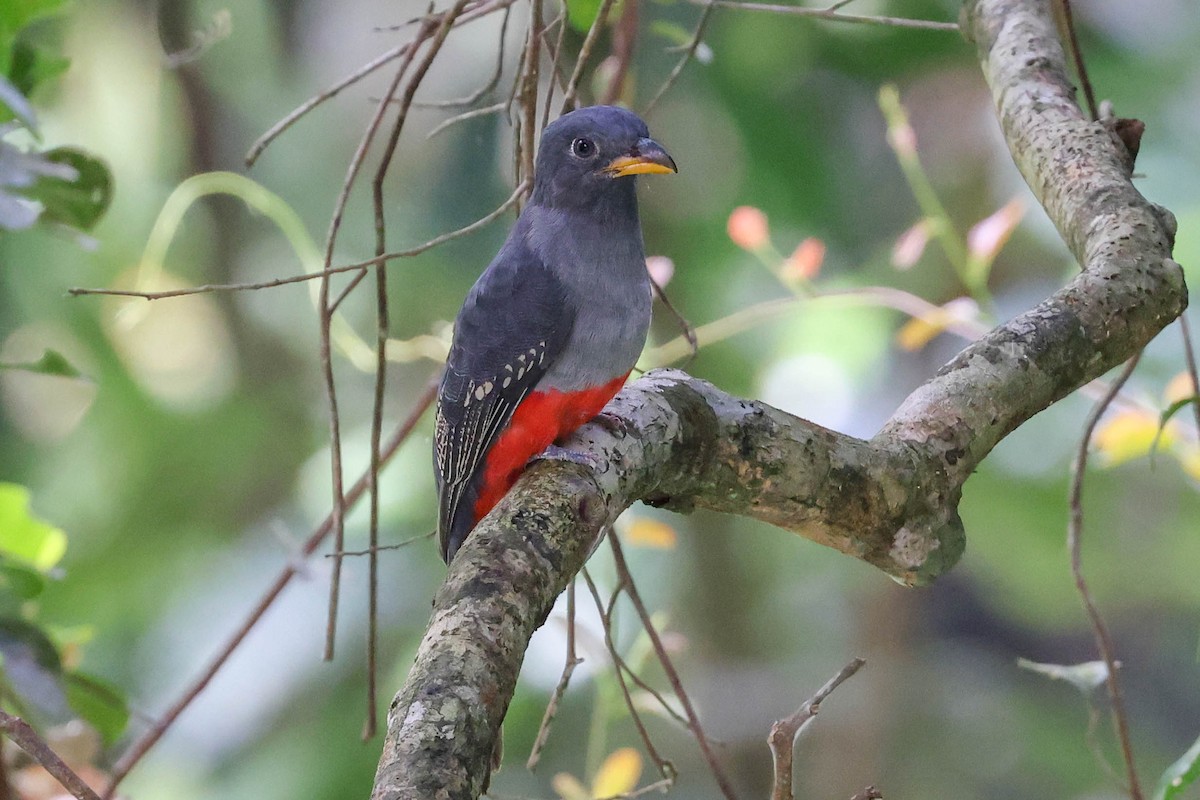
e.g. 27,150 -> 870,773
102,378 -> 439,799
244,0 -> 518,166
643,0 -> 715,115
1053,0 -> 1098,121
1178,315 -> 1200,434
689,0 -> 959,31
1068,354 -> 1144,800
321,35 -> 429,664
68,182 -> 529,302
527,580 -> 583,771
581,568 -> 677,784
607,534 -> 739,800
767,658 -> 867,800
600,0 -> 639,105
560,0 -> 619,112
0,711 -> 101,800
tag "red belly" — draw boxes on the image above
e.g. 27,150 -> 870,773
472,373 -> 629,524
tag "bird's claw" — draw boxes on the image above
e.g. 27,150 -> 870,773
592,411 -> 631,437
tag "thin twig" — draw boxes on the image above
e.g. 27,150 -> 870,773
1178,315 -> 1200,434
560,0 -> 619,112
1054,0 -> 1098,121
69,182 -> 529,302
0,711 -> 101,800
767,658 -> 867,800
244,0 -> 517,166
527,580 -> 584,770
581,568 -> 678,784
321,33 -> 430,666
360,0 -> 469,737
322,530 -> 436,558
600,0 -> 640,105
542,0 -> 570,128
426,101 -> 508,139
688,0 -> 960,31
519,0 -> 543,191
650,278 -> 699,365
415,4 -> 513,108
101,378 -> 439,799
608,534 -> 739,800
1069,354 -> 1144,800
644,0 -> 715,115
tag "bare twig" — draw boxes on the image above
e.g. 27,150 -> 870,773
1053,0 -> 1098,121
102,378 -> 439,799
323,530 -> 437,558
0,711 -> 101,800
416,4 -> 513,108
644,0 -> 715,115
600,0 -> 640,105
581,568 -> 677,784
560,0 -> 619,112
68,182 -> 529,302
541,0 -> 570,128
687,0 -> 960,31
426,101 -> 507,139
608,534 -> 739,800
527,580 -> 583,770
1069,354 -> 1144,800
360,0 -> 469,736
766,658 -> 867,800
321,33 -> 430,665
518,0 -> 543,191
244,0 -> 518,166
1178,315 -> 1200,434
649,278 -> 699,365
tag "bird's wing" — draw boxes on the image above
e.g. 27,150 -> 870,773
434,249 -> 573,561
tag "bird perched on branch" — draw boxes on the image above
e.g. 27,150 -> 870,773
434,105 -> 677,563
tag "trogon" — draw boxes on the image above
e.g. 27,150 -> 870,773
434,105 -> 677,563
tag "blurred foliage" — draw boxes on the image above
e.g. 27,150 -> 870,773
1,0 -> 1199,799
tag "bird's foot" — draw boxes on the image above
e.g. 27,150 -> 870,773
592,411 -> 632,437
532,444 -> 603,471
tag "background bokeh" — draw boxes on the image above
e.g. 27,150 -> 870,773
2,0 -> 1200,798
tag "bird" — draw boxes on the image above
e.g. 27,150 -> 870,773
434,105 -> 677,563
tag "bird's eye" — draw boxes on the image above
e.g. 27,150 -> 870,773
570,137 -> 596,159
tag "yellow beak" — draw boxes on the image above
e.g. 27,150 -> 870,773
603,138 -> 678,178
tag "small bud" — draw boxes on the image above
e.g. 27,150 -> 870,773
892,219 -> 931,270
967,198 -> 1025,265
727,205 -> 769,251
783,237 -> 825,280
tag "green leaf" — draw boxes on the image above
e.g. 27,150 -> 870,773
1154,733 -> 1200,800
0,615 -> 68,718
566,0 -> 603,32
0,0 -> 71,38
64,671 -> 130,746
20,146 -> 112,230
8,37 -> 70,98
1151,395 -> 1198,460
0,348 -> 85,378
0,558 -> 46,601
0,483 -> 68,571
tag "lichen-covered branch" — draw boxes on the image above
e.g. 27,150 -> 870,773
371,0 -> 1186,795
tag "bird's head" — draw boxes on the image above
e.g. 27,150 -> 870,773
530,105 -> 677,212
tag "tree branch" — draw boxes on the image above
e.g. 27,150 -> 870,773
371,0 -> 1186,795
